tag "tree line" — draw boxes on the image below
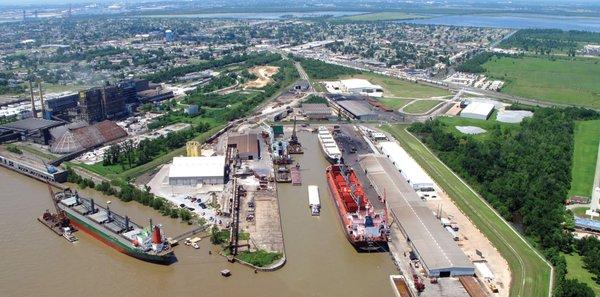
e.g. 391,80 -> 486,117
293,56 -> 361,79
66,167 -> 193,222
145,52 -> 282,83
455,52 -> 514,73
409,107 -> 600,296
103,122 -> 211,169
500,29 -> 600,55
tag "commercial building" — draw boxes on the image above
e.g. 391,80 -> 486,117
378,141 -> 435,192
301,103 -> 332,120
359,154 -> 474,277
79,88 -> 104,124
118,78 -> 150,103
0,117 -> 64,145
460,102 -> 495,120
168,156 -> 225,186
340,79 -> 383,97
100,85 -> 126,120
44,93 -> 78,120
228,133 -> 260,160
79,84 -> 127,124
336,100 -> 378,121
137,88 -> 174,103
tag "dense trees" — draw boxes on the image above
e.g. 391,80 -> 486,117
455,52 -> 513,73
102,123 -> 211,169
66,167 -> 193,222
500,29 -> 600,55
410,108 -> 599,249
146,52 -> 281,83
576,237 -> 600,285
410,107 -> 600,296
293,56 -> 361,79
409,108 -> 600,296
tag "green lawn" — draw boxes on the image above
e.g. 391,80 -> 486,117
378,97 -> 413,110
383,124 -> 552,297
564,253 -> 600,296
483,56 -> 600,109
341,11 -> 426,21
339,72 -> 451,99
436,114 -> 519,141
568,120 -> 600,198
572,207 -> 599,221
402,100 -> 443,114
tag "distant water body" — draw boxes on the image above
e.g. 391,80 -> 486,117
402,13 -> 600,32
141,11 -> 364,19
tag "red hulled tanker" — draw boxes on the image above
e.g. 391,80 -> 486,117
326,163 -> 388,251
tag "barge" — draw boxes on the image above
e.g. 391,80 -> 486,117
317,126 -> 341,164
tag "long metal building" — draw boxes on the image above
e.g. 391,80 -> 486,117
359,154 -> 474,277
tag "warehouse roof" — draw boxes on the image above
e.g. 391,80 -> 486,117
228,133 -> 260,155
336,100 -> 377,118
378,141 -> 434,188
341,78 -> 382,90
50,120 -> 127,154
0,117 -> 63,132
169,156 -> 225,178
359,154 -> 473,274
461,102 -> 494,118
302,103 -> 330,115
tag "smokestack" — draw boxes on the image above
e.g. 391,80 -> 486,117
149,218 -> 153,231
152,225 -> 162,244
125,216 -> 130,231
28,80 -> 37,118
90,199 -> 95,214
37,80 -> 45,119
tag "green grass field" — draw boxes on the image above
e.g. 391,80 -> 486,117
436,114 -> 519,141
341,12 -> 426,21
483,56 -> 600,109
378,97 -> 413,110
568,120 -> 600,198
402,99 -> 443,114
564,253 -> 600,296
339,72 -> 451,99
383,124 -> 552,297
572,207 -> 600,221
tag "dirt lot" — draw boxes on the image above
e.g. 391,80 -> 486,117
243,66 -> 279,89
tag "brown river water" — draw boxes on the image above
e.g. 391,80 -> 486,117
0,131 -> 396,297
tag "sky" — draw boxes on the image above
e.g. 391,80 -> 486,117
1,0 -> 598,8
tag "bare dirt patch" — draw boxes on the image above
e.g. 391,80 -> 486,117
243,66 -> 279,89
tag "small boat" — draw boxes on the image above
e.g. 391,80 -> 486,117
62,227 -> 78,242
221,269 -> 231,277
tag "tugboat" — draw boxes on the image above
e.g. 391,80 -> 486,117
325,162 -> 388,251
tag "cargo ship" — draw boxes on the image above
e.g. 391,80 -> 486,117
52,188 -> 175,264
326,163 -> 388,251
317,126 -> 342,164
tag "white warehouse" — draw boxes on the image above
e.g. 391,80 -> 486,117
340,79 -> 384,97
377,141 -> 435,192
460,102 -> 495,120
168,156 -> 225,186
